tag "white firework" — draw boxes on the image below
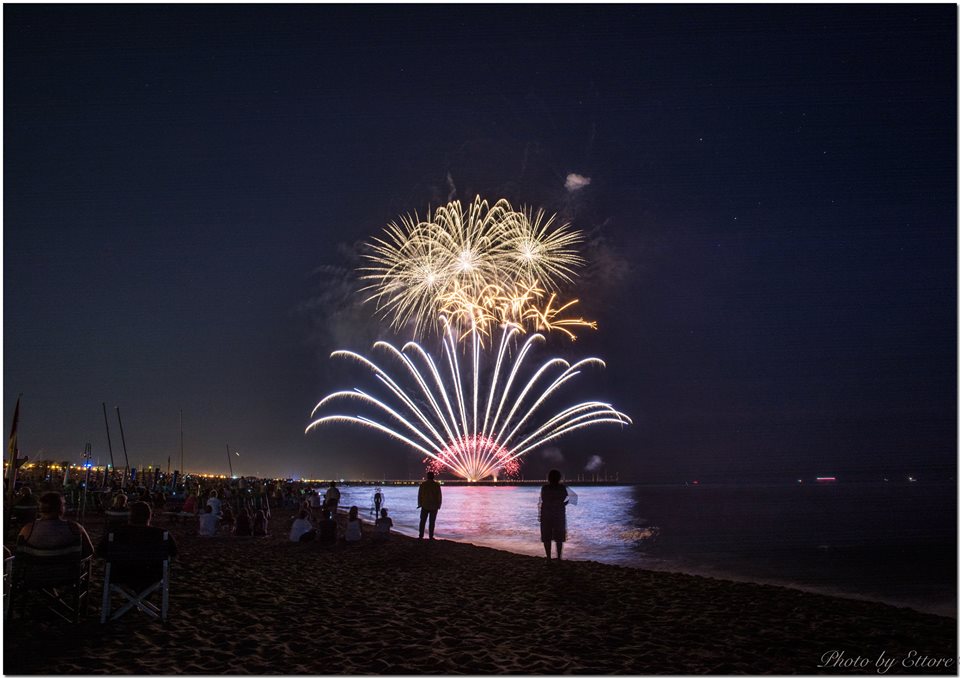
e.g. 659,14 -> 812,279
306,319 -> 630,481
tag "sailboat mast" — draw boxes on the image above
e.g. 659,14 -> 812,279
101,402 -> 116,487
115,406 -> 131,486
179,408 -> 184,475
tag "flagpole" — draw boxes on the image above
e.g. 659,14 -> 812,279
226,444 -> 234,478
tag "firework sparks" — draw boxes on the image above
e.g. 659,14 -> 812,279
306,319 -> 631,481
361,197 -> 588,339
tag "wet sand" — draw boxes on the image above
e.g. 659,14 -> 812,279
4,508 -> 956,674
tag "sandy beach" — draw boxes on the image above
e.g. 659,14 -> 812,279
4,507 -> 956,675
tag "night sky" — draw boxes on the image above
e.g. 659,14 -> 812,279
5,5 -> 956,482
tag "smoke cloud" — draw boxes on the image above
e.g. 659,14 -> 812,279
564,173 -> 592,192
584,454 -> 604,472
294,242 -> 386,365
540,447 -> 564,464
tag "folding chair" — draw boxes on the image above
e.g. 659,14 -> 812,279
8,543 -> 93,623
104,509 -> 130,533
100,531 -> 171,623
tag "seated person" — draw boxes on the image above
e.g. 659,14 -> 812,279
11,487 -> 39,526
317,508 -> 337,545
98,501 -> 177,591
289,510 -> 315,543
374,508 -> 393,541
252,510 -> 269,537
13,486 -> 39,508
344,506 -> 362,543
17,491 -> 94,557
180,493 -> 198,517
219,504 -> 235,531
198,505 -> 220,537
234,509 -> 252,537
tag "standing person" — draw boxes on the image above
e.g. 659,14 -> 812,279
309,490 -> 325,522
324,481 -> 340,514
372,487 -> 384,517
416,472 -> 442,540
539,469 -> 569,560
252,509 -> 269,537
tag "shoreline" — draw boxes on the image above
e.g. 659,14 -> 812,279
5,506 -> 956,675
392,523 -> 957,620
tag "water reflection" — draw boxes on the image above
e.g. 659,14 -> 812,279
334,482 -> 956,615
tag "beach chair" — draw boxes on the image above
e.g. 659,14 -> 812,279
100,531 -> 171,623
8,542 -> 93,623
104,509 -> 130,533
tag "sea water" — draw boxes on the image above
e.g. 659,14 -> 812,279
335,482 -> 956,617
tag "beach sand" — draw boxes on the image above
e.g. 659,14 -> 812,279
4,508 -> 956,675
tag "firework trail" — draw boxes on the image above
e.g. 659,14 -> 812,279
306,319 -> 631,482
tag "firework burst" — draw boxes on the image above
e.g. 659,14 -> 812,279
361,197 -> 589,339
306,319 -> 631,482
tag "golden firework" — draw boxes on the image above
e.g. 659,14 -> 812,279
361,196 -> 591,339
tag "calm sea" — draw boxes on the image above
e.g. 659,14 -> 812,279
334,482 -> 957,617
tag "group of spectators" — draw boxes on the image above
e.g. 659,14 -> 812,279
193,489 -> 271,538
13,489 -> 178,591
287,482 -> 393,544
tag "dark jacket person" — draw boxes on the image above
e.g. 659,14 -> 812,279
99,501 -> 177,591
417,472 -> 442,540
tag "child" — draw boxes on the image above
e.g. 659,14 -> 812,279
374,508 -> 393,541
344,505 -> 362,543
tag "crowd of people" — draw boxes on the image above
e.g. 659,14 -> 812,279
8,468 -> 574,557
285,482 -> 393,544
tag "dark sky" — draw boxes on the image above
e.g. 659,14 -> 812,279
5,4 -> 956,481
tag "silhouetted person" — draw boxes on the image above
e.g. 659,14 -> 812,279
344,505 -> 362,543
317,507 -> 337,545
417,472 -> 442,540
374,508 -> 393,541
539,469 -> 569,560
252,510 -> 269,537
234,508 -> 252,536
325,481 -> 341,514
17,491 -> 94,557
98,501 -> 177,591
373,488 -> 383,517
